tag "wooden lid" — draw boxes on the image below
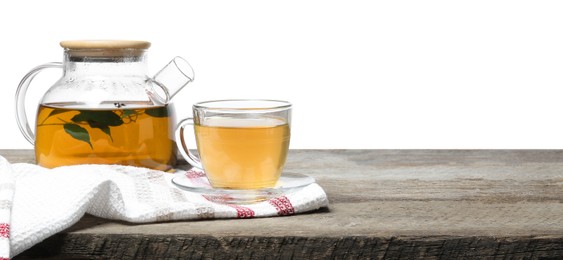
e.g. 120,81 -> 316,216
60,40 -> 151,49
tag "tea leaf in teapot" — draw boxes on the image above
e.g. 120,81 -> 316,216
71,111 -> 124,141
38,108 -> 70,125
47,108 -> 69,118
121,109 -> 136,118
71,111 -> 124,126
99,125 -> 113,142
63,123 -> 93,149
145,106 -> 168,118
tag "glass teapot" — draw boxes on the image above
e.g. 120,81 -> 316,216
15,40 -> 195,171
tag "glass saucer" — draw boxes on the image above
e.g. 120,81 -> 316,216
171,172 -> 315,204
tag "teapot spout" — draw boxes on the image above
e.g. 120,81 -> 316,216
148,56 -> 195,104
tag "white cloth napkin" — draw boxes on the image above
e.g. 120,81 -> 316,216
0,156 -> 328,259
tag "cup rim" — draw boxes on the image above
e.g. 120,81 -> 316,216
193,99 -> 292,111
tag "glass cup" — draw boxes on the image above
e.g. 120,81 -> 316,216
175,99 -> 292,190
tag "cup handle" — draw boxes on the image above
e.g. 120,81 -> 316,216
175,118 -> 203,169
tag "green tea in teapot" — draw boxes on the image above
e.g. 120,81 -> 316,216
35,102 -> 176,171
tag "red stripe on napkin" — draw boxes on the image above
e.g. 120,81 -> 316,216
269,196 -> 295,216
201,195 -> 255,218
185,169 -> 208,187
229,205 -> 255,218
202,194 -> 233,204
0,223 -> 9,238
185,169 -> 206,179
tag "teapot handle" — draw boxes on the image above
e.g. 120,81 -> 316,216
15,62 -> 63,145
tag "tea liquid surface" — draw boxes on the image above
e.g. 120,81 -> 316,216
35,102 -> 176,171
195,117 -> 290,189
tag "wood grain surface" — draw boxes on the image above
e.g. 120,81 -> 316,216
3,149 -> 562,259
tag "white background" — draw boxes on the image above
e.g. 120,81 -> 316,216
1,0 -> 563,149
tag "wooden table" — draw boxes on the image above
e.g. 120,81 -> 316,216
3,150 -> 562,259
